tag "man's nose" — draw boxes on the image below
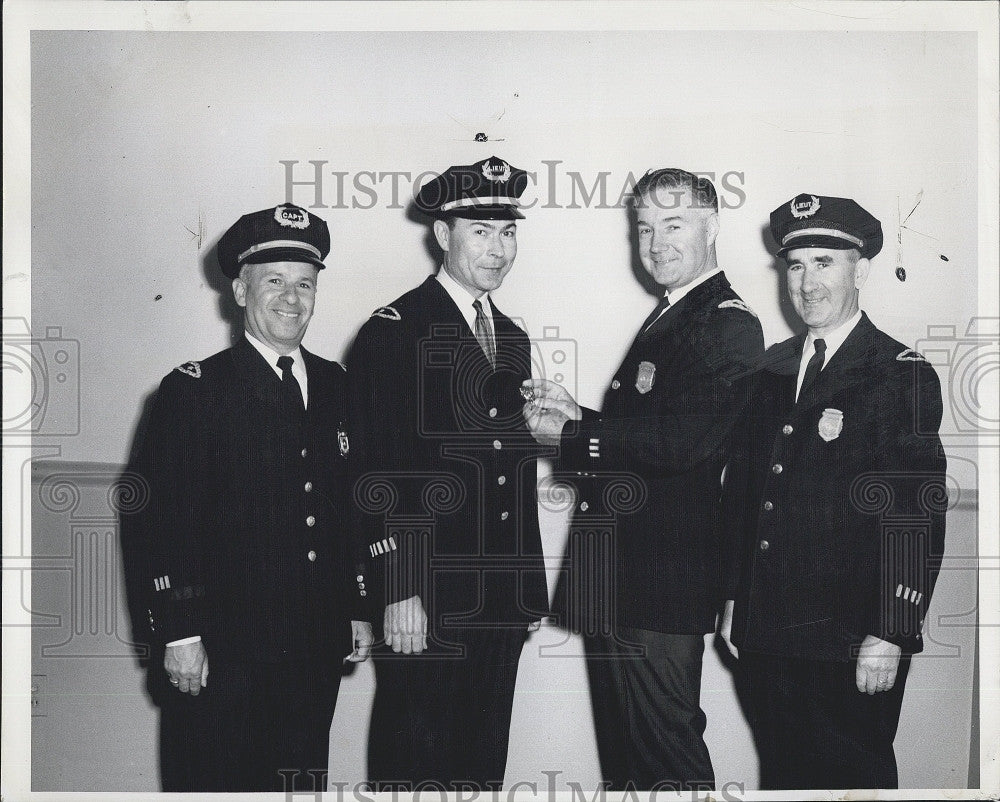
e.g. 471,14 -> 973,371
650,230 -> 670,253
486,232 -> 504,256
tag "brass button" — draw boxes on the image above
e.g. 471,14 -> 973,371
493,439 -> 502,450
759,540 -> 770,552
356,575 -> 364,582
360,590 -> 367,597
301,448 -> 308,458
580,502 -> 589,512
771,463 -> 783,474
762,500 -> 774,511
497,476 -> 506,486
500,511 -> 509,521
611,380 -> 621,390
358,583 -> 365,590
782,424 -> 793,436
304,481 -> 313,492
307,550 -> 317,562
489,407 -> 498,418
306,515 -> 316,527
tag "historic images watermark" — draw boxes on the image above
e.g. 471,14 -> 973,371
279,160 -> 748,211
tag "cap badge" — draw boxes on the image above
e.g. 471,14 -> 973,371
482,158 -> 511,184
338,428 -> 350,457
818,407 -> 844,442
274,204 -> 310,230
635,361 -> 656,394
790,194 -> 821,219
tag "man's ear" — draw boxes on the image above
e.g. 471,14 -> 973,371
705,212 -> 720,247
232,277 -> 247,308
433,219 -> 451,253
854,257 -> 871,290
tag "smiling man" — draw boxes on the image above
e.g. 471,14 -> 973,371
522,168 -> 764,790
347,157 -> 549,791
719,194 -> 947,788
128,203 -> 372,792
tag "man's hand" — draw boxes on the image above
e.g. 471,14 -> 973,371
522,403 -> 571,446
719,599 -> 739,659
521,379 -> 583,421
384,595 -> 428,654
855,634 -> 901,694
345,620 -> 375,663
164,641 -> 209,695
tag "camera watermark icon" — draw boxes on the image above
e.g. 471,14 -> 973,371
2,316 -> 81,437
529,326 -> 578,400
915,317 -> 999,440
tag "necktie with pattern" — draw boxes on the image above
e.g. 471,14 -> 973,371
472,298 -> 497,369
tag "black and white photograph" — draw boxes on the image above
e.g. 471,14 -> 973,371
3,1 -> 997,799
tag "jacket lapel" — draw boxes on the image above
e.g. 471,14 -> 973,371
794,314 -> 876,411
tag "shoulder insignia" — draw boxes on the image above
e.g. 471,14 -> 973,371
371,305 -> 401,321
896,348 -> 927,362
718,299 -> 758,318
174,361 -> 202,378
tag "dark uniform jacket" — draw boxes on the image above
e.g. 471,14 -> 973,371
347,276 -> 550,632
557,271 -> 764,635
723,313 -> 947,660
128,337 -> 365,665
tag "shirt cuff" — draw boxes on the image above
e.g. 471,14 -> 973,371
165,635 -> 202,647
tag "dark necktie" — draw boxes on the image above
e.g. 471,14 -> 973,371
640,295 -> 671,334
276,354 -> 305,412
473,299 -> 496,369
799,338 -> 827,398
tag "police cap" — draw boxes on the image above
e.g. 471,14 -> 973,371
217,203 -> 330,279
770,194 -> 883,259
415,156 -> 528,220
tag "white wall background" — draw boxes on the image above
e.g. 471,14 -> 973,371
24,24 -> 985,793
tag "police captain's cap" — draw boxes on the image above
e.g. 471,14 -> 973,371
217,203 -> 330,279
415,156 -> 528,220
770,194 -> 883,259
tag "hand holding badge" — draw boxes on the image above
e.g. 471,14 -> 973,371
520,379 -> 582,446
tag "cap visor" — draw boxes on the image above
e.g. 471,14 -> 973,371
445,205 -> 524,221
242,247 -> 326,270
777,235 -> 861,257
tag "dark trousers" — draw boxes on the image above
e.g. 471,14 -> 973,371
368,627 -> 527,791
743,650 -> 911,790
584,627 -> 714,791
158,657 -> 341,792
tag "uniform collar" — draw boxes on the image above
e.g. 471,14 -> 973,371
663,266 -> 723,306
436,267 -> 495,333
244,330 -> 308,404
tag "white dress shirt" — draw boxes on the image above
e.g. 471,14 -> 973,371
794,309 -> 863,401
436,268 -> 496,351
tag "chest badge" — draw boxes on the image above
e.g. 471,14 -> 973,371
338,429 -> 350,456
635,361 -> 656,394
818,408 -> 844,442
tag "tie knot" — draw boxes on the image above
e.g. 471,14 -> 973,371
277,355 -> 294,372
472,299 -> 484,313
813,338 -> 827,356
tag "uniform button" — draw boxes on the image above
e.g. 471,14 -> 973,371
356,575 -> 364,582
611,379 -> 621,390
498,475 -> 506,486
489,407 -> 498,418
360,590 -> 367,597
307,550 -> 317,561
493,439 -> 502,450
306,515 -> 316,527
771,463 -> 783,474
304,481 -> 313,492
500,511 -> 509,521
762,500 -> 774,511
580,501 -> 589,512
358,582 -> 365,590
301,448 -> 308,458
759,540 -> 769,552
782,424 -> 793,436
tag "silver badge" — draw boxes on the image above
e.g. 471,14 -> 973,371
519,385 -> 535,402
338,429 -> 350,456
818,408 -> 843,442
274,204 -> 309,229
635,361 -> 656,394
790,194 -> 821,219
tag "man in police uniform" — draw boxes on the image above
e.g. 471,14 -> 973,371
719,194 -> 947,789
347,157 -> 549,791
125,203 -> 373,792
523,169 -> 764,790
